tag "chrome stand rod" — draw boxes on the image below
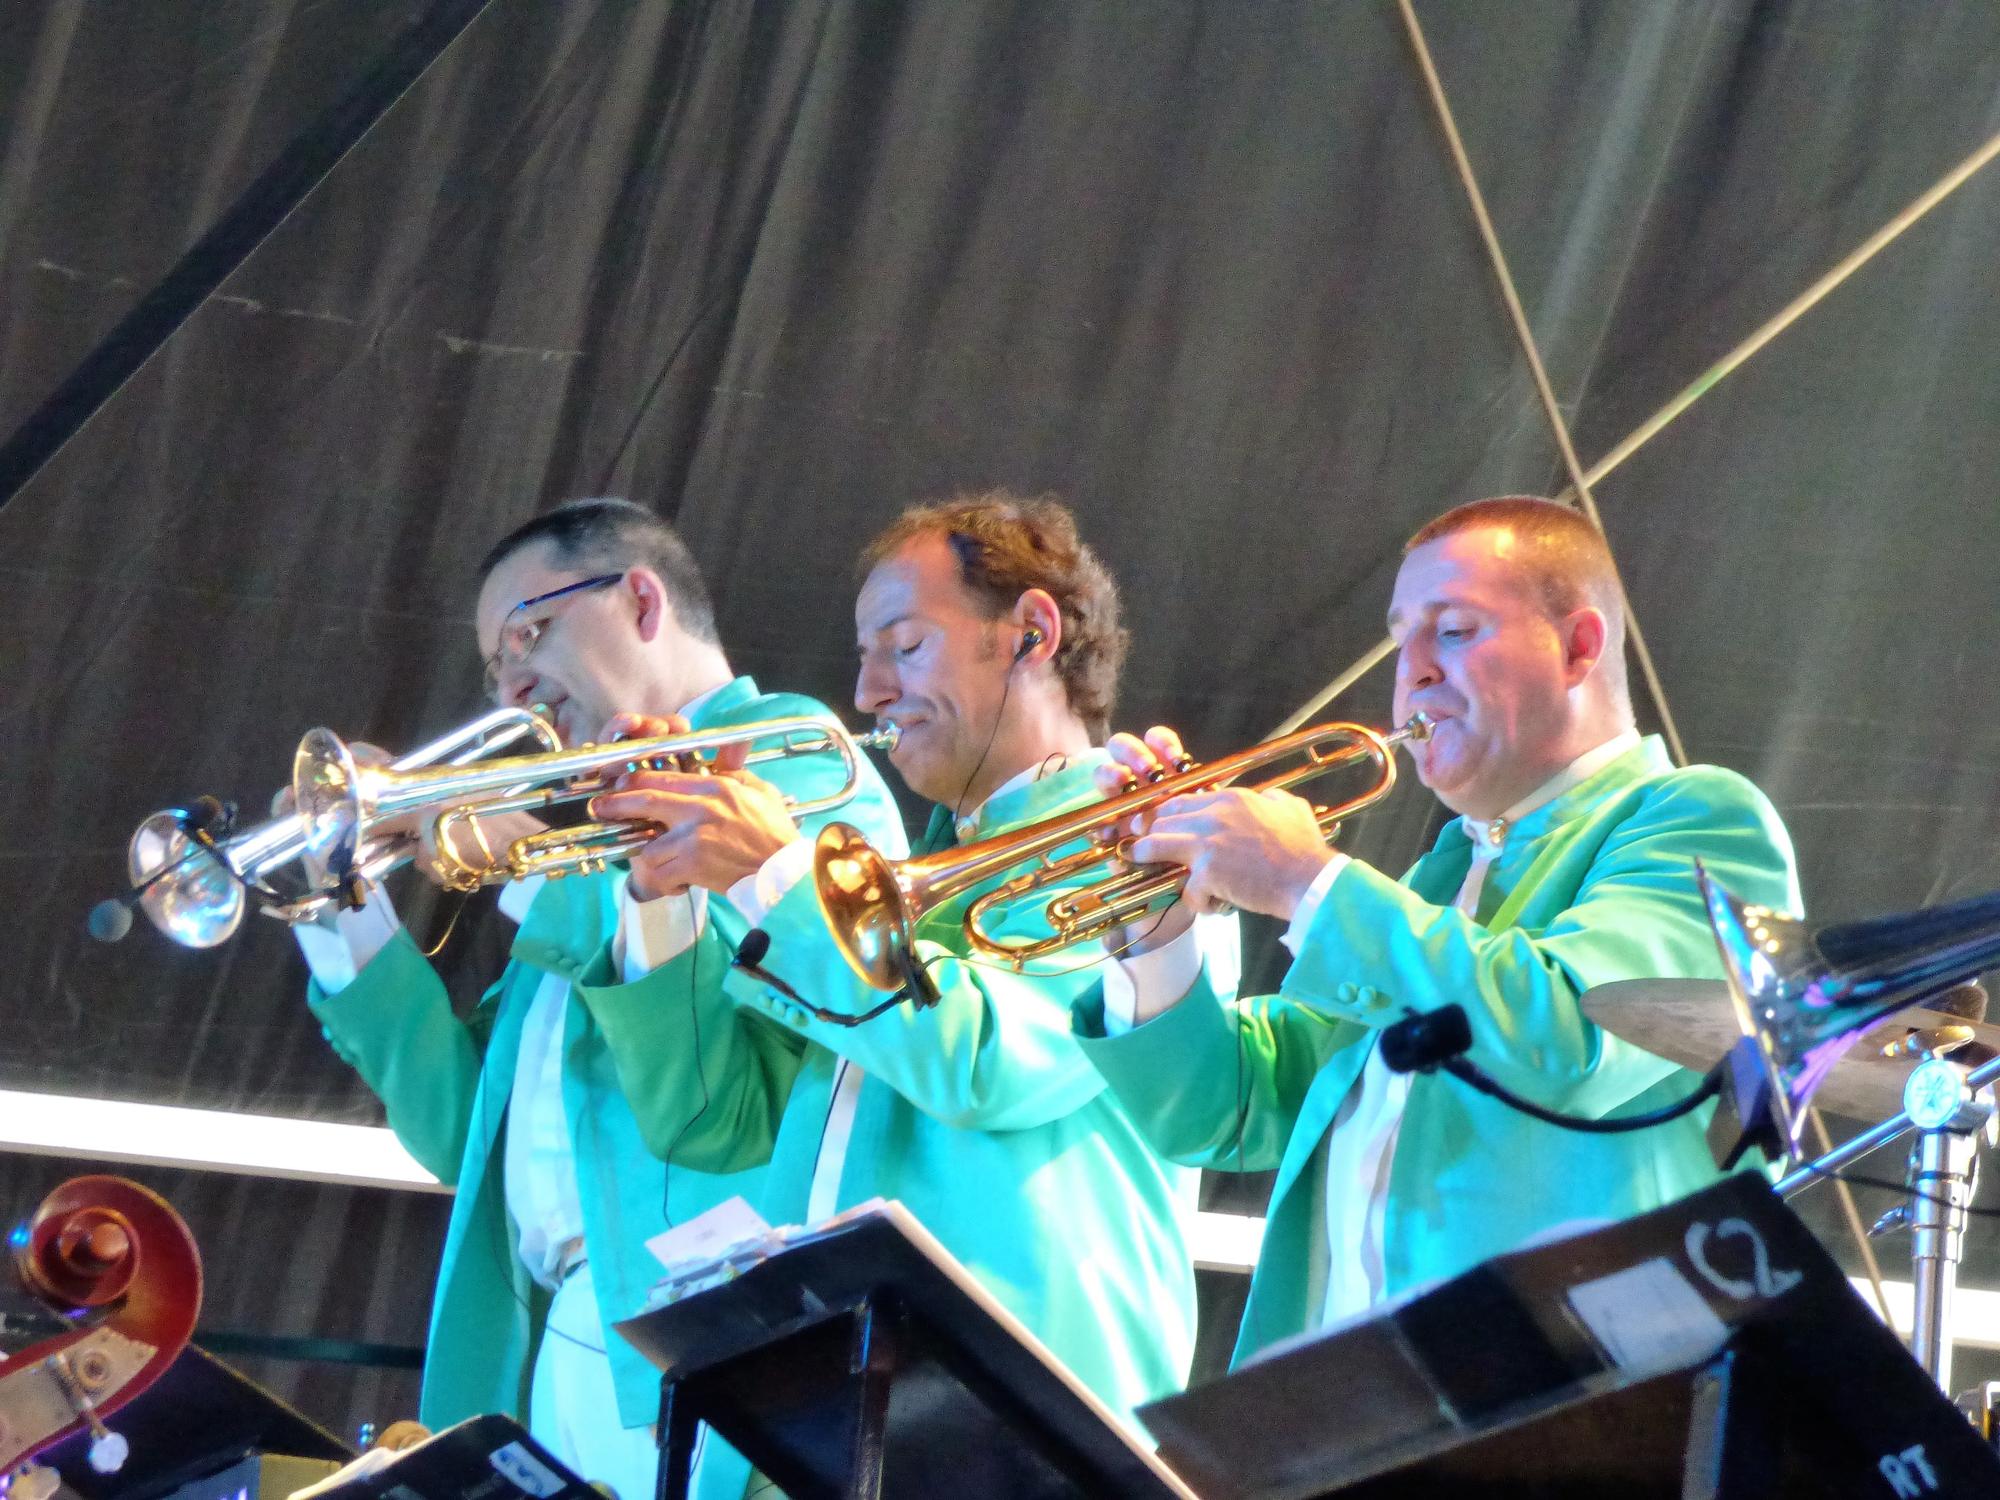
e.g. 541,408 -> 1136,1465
1910,1126 -> 1979,1393
1779,1051 -> 2000,1197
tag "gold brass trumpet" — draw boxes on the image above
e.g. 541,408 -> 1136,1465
294,714 -> 900,894
813,714 -> 1432,991
119,705 -> 560,948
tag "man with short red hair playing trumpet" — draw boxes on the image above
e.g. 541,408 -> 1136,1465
1074,495 -> 1801,1362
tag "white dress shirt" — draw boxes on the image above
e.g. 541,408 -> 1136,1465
495,876 -> 591,1290
1310,728 -> 1638,1323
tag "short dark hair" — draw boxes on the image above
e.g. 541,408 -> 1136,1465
479,498 -> 718,643
1407,495 -> 1629,698
1405,495 -> 1622,623
860,489 -> 1128,740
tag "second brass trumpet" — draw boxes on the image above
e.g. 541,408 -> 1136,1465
294,714 -> 900,894
813,715 -> 1431,992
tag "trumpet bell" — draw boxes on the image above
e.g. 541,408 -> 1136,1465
127,811 -> 242,949
813,823 -> 914,992
294,727 -> 366,873
113,706 -> 559,948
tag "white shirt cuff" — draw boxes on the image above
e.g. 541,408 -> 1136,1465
496,874 -> 545,927
1103,920 -> 1211,1035
726,837 -> 814,928
615,883 -> 707,982
292,883 -> 402,993
1280,853 -> 1350,958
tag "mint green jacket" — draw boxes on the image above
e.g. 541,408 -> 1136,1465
575,753 -> 1205,1431
306,678 -> 903,1436
1076,737 -> 1801,1365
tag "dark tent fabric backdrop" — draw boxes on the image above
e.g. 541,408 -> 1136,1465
4,0 -> 2000,1437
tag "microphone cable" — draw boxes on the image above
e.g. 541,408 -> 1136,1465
1381,1002 -> 1724,1133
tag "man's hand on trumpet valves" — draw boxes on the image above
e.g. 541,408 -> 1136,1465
590,712 -> 799,902
1097,725 -> 1338,926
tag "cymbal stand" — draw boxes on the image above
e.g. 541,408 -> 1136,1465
1783,1053 -> 2000,1394
1903,1057 -> 1995,1394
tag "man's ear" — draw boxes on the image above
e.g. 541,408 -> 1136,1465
628,567 -> 668,642
1011,588 -> 1062,664
1561,605 -> 1611,686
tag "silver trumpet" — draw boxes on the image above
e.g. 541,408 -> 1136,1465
122,706 -> 560,948
292,714 -> 900,894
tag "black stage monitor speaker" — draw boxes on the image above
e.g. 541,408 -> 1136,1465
1140,1172 -> 2000,1498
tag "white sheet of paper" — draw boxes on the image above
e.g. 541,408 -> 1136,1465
644,1195 -> 772,1270
1566,1256 -> 1730,1375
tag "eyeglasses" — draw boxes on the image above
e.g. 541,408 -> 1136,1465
483,572 -> 623,693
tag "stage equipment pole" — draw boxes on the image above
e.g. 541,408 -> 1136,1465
1391,0 -> 1686,765
1272,116 -> 2000,739
0,0 -> 499,514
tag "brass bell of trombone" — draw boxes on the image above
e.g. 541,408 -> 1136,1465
1697,860 -> 2000,1158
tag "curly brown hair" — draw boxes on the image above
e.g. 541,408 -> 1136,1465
859,489 -> 1129,740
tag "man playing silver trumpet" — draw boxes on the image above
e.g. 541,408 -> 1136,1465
291,498 -> 907,1500
1072,496 -> 1804,1362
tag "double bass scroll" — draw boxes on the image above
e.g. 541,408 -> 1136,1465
0,1175 -> 203,1477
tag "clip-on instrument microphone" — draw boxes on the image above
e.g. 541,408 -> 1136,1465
86,798 -> 237,942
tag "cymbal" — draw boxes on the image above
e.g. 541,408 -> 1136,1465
1580,978 -> 2000,1123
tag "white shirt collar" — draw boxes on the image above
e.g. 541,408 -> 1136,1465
1460,728 -> 1641,854
952,754 -> 1074,839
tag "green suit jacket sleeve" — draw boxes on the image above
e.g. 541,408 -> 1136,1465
572,688 -> 908,1172
723,874 -> 1120,1132
1081,755 -> 1800,1165
576,923 -> 809,1172
305,926 -> 492,1185
1280,763 -> 1796,1111
581,865 -> 1125,1154
1074,976 -> 1361,1171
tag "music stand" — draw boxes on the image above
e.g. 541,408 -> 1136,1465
279,1414 -> 600,1500
614,1201 -> 1198,1500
